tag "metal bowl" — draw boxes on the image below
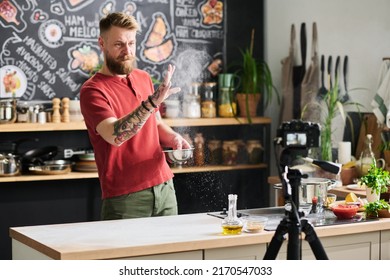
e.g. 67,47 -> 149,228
163,148 -> 194,164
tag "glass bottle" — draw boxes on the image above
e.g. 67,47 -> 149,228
359,134 -> 376,176
221,194 -> 243,235
218,87 -> 237,117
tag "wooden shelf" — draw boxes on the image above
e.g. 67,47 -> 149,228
171,163 -> 267,174
164,117 -> 271,127
0,121 -> 87,132
0,117 -> 271,132
0,172 -> 99,183
0,164 -> 267,183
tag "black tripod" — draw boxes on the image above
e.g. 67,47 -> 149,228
263,167 -> 328,260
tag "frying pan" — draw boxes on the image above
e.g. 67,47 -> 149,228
21,146 -> 59,172
0,138 -> 38,154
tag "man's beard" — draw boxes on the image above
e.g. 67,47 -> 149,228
105,52 -> 136,75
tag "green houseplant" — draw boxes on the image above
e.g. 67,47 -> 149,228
359,162 -> 390,202
306,77 -> 363,161
234,29 -> 279,123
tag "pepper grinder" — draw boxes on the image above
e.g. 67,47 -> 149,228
51,98 -> 61,123
61,97 -> 70,123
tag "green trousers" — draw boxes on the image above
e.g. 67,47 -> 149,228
101,179 -> 177,220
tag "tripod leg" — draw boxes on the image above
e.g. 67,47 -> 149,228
287,219 -> 301,260
301,219 -> 329,260
263,218 -> 289,260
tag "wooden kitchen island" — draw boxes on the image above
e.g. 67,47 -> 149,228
9,211 -> 390,260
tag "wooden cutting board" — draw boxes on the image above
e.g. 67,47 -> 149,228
355,113 -> 382,159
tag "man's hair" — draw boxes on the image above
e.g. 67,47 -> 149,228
99,12 -> 139,34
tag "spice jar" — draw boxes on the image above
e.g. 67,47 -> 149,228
218,87 -> 237,117
201,82 -> 216,118
194,133 -> 205,166
207,139 -> 222,165
222,140 -> 238,165
246,140 -> 263,164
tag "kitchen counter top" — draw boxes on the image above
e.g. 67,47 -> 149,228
9,210 -> 390,260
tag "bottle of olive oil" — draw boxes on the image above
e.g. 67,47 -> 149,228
221,194 -> 243,235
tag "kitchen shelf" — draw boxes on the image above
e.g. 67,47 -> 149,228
0,117 -> 271,132
0,164 -> 267,183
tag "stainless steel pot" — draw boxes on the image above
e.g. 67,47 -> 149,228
272,177 -> 336,207
0,99 -> 17,124
0,153 -> 20,176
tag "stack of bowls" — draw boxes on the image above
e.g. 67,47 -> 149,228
74,152 -> 97,172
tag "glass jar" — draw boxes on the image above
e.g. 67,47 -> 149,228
246,140 -> 263,164
16,102 -> 29,123
183,83 -> 201,118
0,99 -> 17,123
194,133 -> 205,166
235,139 -> 248,164
207,139 -> 222,165
201,82 -> 216,118
163,99 -> 180,118
218,87 -> 236,117
222,140 -> 238,165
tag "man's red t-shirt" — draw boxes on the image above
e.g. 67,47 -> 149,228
80,69 -> 173,199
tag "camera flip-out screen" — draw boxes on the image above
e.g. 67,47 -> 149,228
285,132 -> 307,147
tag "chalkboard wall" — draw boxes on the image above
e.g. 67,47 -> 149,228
0,0 -> 225,100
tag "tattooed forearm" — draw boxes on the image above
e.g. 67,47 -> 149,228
113,103 -> 152,145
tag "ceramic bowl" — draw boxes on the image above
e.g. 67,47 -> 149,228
332,204 -> 359,219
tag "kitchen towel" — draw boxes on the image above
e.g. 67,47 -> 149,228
371,59 -> 390,125
301,22 -> 321,124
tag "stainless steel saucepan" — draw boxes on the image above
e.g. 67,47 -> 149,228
0,153 -> 20,176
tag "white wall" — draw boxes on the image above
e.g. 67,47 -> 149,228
264,0 -> 390,204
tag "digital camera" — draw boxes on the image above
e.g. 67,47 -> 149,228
277,120 -> 320,148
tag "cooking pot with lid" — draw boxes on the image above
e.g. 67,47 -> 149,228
0,153 -> 20,176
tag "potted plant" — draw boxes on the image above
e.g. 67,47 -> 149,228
234,29 -> 279,123
364,199 -> 390,218
359,162 -> 390,202
306,77 -> 363,162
